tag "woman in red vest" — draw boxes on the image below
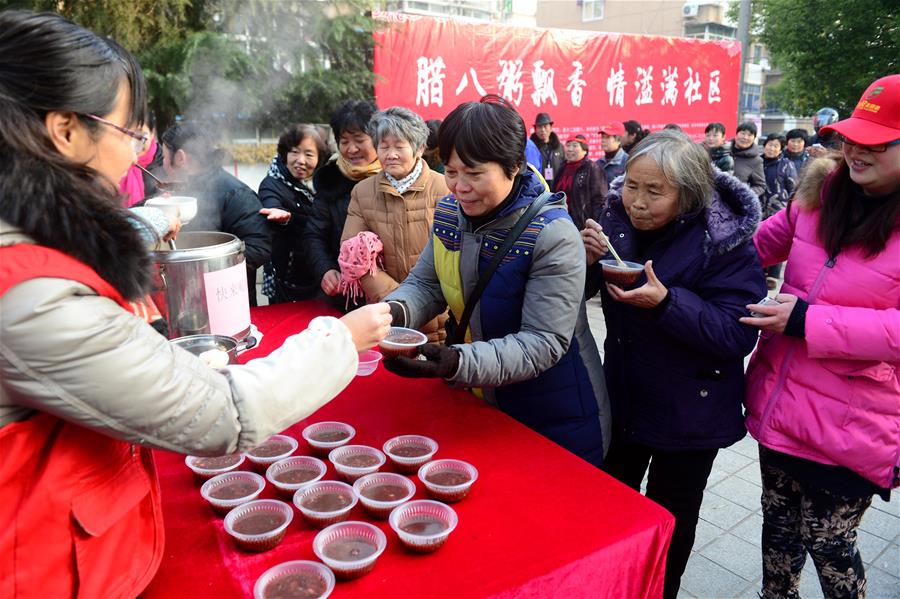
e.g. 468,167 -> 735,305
0,12 -> 390,599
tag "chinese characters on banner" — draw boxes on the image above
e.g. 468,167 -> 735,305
373,12 -> 741,157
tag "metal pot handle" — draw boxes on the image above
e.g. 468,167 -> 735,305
236,335 -> 258,353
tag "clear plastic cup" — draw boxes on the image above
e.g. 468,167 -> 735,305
599,259 -> 645,288
224,499 -> 293,553
301,422 -> 356,457
328,445 -> 386,483
185,453 -> 245,482
265,456 -> 327,498
253,560 -> 336,599
200,471 -> 266,516
353,472 -> 416,519
313,521 -> 387,580
417,459 -> 478,503
378,327 -> 427,359
389,499 -> 458,554
245,434 -> 299,472
293,480 -> 358,528
356,350 -> 383,376
382,435 -> 438,473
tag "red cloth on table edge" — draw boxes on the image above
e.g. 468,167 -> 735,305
143,301 -> 674,598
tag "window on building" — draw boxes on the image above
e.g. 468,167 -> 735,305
741,84 -> 762,113
582,0 -> 604,22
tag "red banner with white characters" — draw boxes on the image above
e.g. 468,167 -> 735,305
373,11 -> 741,158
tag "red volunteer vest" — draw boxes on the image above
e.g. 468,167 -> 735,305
0,244 -> 164,599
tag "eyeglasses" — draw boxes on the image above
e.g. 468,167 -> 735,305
838,135 -> 900,153
83,114 -> 149,154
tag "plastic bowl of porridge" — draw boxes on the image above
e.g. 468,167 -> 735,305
245,435 -> 299,471
599,259 -> 645,288
353,472 -> 416,519
328,445 -> 386,483
313,521 -> 387,580
382,434 -> 438,473
378,327 -> 427,359
388,499 -> 458,553
253,560 -> 335,599
185,453 -> 245,482
200,471 -> 266,516
417,459 -> 478,503
301,422 -> 356,457
293,480 -> 358,528
265,456 -> 327,498
224,499 -> 293,553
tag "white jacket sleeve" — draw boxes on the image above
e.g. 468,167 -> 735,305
0,278 -> 358,455
224,316 -> 358,450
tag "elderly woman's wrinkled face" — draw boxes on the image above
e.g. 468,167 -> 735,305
564,141 -> 587,162
786,137 -> 805,154
445,150 -> 518,217
622,156 -> 680,231
377,133 -> 423,180
286,136 -> 319,181
338,129 -> 377,167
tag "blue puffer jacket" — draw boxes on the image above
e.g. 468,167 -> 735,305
593,172 -> 766,450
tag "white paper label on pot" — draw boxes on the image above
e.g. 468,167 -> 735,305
203,261 -> 251,337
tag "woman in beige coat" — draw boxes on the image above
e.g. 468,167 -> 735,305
341,106 -> 449,340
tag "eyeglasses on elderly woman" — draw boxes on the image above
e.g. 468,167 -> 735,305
82,113 -> 149,154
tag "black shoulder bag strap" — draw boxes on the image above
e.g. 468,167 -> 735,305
448,191 -> 554,346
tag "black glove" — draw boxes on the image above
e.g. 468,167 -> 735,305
383,343 -> 460,379
386,300 -> 407,327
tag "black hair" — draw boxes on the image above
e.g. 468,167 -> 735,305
785,128 -> 809,144
819,163 -> 900,258
663,123 -> 683,132
438,95 -> 525,179
736,121 -> 758,137
329,100 -> 377,138
0,10 -> 151,299
704,122 -> 726,136
425,118 -> 442,151
276,123 -> 328,167
764,133 -> 786,149
623,120 -> 649,143
160,121 -> 223,170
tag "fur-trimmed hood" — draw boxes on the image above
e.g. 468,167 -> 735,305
794,155 -> 841,210
607,170 -> 762,256
0,184 -> 151,300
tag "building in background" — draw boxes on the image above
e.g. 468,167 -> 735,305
535,0 -> 683,37
378,0 -> 537,26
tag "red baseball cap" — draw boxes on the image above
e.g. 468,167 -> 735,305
820,74 -> 900,145
598,121 -> 625,136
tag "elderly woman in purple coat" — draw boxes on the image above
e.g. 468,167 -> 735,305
582,130 -> 765,599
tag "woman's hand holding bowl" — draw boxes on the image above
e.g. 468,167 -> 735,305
739,293 -> 798,334
606,260 -> 668,309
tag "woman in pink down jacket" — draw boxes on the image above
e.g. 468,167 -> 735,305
741,74 -> 900,599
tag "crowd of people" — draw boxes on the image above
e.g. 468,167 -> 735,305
1,9 -> 897,599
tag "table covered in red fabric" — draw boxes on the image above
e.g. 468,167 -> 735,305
143,301 -> 674,598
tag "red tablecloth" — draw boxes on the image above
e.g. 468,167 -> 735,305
143,301 -> 674,598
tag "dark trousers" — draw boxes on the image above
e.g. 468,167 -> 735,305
603,433 -> 718,599
759,449 -> 872,599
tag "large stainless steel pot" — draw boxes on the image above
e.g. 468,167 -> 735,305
149,231 -> 251,340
